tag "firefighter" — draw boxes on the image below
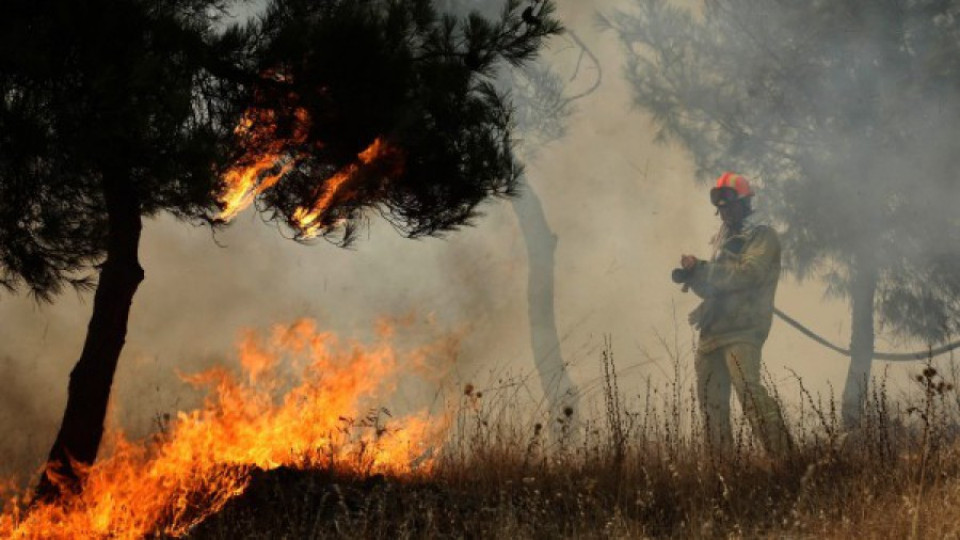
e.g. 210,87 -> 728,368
674,172 -> 793,455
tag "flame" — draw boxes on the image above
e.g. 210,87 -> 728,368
218,106 -> 312,222
291,137 -> 402,239
1,319 -> 454,539
217,98 -> 403,239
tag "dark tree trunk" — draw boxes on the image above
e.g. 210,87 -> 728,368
510,182 -> 580,431
36,177 -> 144,501
841,254 -> 878,429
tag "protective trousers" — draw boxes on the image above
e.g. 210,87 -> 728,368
694,342 -> 792,455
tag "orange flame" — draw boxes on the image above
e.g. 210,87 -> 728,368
218,101 -> 403,239
1,319 -> 454,539
291,137 -> 403,239
218,106 -> 312,221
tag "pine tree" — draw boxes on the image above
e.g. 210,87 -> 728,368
0,0 -> 560,499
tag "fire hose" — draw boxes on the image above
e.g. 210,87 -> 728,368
672,267 -> 960,361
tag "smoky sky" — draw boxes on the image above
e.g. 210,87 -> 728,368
2,0 -> 948,479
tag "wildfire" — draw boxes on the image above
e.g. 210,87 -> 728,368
218,100 -> 403,238
218,106 -> 311,222
292,137 -> 403,239
0,319 -> 454,538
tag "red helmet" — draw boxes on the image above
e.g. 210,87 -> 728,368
710,172 -> 754,206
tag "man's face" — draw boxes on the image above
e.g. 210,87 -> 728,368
717,200 -> 746,228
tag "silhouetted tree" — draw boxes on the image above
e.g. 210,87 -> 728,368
505,32 -> 600,436
227,0 -> 561,242
0,0 -> 559,499
439,0 -> 604,434
604,0 -> 960,427
1,0 -> 251,499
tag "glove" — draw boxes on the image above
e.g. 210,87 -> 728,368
671,267 -> 692,284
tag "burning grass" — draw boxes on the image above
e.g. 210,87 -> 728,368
0,319 -> 453,539
181,359 -> 960,539
5,326 -> 960,538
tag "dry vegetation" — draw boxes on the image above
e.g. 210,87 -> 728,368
179,339 -> 960,540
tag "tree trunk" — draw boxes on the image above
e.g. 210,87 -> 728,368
841,254 -> 878,429
36,178 -> 144,501
510,181 -> 580,434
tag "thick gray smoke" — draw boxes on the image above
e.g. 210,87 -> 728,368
604,0 -> 960,422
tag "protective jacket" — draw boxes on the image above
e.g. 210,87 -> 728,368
687,222 -> 781,354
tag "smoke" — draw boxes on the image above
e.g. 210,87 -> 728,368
5,0 -> 942,479
602,0 -> 960,394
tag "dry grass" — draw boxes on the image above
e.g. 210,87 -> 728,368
180,338 -> 960,539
